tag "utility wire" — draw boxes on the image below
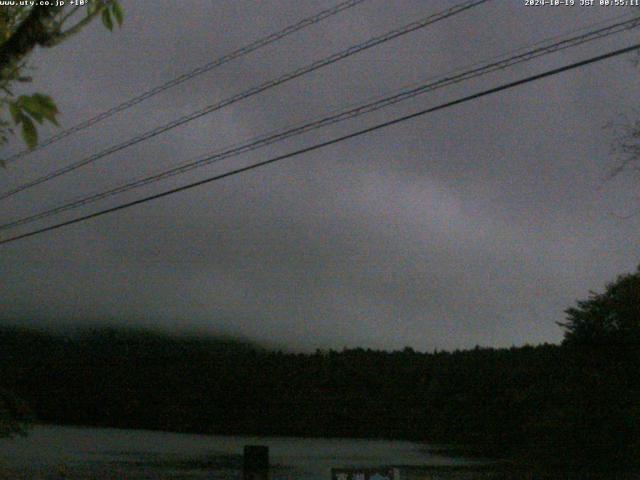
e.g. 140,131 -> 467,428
2,14 -> 638,232
0,0 -> 489,201
2,0 -> 370,165
1,41 -> 638,247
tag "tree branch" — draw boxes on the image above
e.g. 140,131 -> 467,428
43,5 -> 107,48
0,6 -> 63,77
56,5 -> 82,30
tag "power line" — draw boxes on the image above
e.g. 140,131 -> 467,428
0,0 -> 489,201
2,14 -> 638,232
2,0 -> 370,165
1,41 -> 638,247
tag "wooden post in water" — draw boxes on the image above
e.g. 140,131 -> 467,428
243,445 -> 269,480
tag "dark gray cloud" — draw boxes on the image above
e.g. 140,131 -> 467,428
1,0 -> 639,351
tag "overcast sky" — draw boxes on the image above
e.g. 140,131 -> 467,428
0,0 -> 639,351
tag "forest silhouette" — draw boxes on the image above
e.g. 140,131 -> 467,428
1,266 -> 639,468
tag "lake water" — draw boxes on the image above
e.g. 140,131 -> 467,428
0,425 -> 479,479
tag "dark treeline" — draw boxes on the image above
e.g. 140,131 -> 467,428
1,325 -> 639,467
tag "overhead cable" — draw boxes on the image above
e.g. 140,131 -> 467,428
0,0 -> 489,200
2,0 -> 370,165
2,41 -> 638,246
2,14 -> 638,232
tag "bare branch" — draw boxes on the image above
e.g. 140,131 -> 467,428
56,5 -> 82,30
44,3 -> 108,47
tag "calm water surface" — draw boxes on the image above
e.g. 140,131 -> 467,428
0,425 -> 477,479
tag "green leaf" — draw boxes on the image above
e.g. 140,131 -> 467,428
32,93 -> 58,113
19,96 -> 44,124
8,102 -> 22,124
21,115 -> 37,149
42,110 -> 59,126
30,93 -> 59,125
101,8 -> 113,31
26,111 -> 44,124
111,1 -> 123,26
87,0 -> 100,15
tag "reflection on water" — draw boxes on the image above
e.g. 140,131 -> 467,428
1,426 -> 638,479
0,425 -> 475,479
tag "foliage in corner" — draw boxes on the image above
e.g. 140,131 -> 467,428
0,0 -> 123,440
6,93 -> 58,149
0,0 -> 123,164
558,265 -> 640,345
